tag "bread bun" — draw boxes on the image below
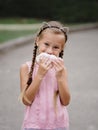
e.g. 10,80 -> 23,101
36,53 -> 58,63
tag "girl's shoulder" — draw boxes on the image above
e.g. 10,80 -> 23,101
20,61 -> 32,73
26,61 -> 32,67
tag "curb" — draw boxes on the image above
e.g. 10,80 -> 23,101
0,35 -> 34,53
69,23 -> 98,33
0,23 -> 98,53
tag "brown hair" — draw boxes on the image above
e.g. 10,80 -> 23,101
20,21 -> 69,108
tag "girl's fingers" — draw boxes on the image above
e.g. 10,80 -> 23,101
53,59 -> 64,67
39,57 -> 52,70
52,59 -> 64,71
39,56 -> 64,71
47,63 -> 53,70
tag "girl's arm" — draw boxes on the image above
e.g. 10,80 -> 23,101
20,58 -> 52,106
53,60 -> 71,106
20,63 -> 43,105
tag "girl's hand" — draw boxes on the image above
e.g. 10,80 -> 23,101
53,59 -> 70,106
52,59 -> 66,80
37,57 -> 52,78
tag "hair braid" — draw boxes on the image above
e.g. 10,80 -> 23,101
59,50 -> 64,58
27,43 -> 38,87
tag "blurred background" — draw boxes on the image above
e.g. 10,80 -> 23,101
0,0 -> 98,23
0,0 -> 98,43
0,0 -> 98,130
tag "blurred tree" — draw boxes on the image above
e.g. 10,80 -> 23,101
0,0 -> 98,23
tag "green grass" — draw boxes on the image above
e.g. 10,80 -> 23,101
0,30 -> 37,43
0,18 -> 42,24
0,18 -> 42,43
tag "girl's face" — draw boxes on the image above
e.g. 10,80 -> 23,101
36,30 -> 65,57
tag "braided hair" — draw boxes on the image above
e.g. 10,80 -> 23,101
27,44 -> 38,86
20,21 -> 69,105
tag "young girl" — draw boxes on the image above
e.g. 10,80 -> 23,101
20,21 -> 70,130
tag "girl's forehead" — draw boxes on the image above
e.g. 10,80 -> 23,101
39,29 -> 65,44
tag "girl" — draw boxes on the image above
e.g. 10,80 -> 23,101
20,21 -> 70,130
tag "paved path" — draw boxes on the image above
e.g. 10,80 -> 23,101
0,23 -> 42,30
0,29 -> 98,130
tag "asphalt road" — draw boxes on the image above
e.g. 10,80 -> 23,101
0,29 -> 98,130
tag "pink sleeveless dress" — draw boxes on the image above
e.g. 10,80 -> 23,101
21,61 -> 69,130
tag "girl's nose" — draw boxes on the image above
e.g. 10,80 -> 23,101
47,47 -> 53,54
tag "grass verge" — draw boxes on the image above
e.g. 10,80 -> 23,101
0,30 -> 37,43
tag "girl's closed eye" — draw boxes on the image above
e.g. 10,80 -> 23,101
44,43 -> 49,46
53,46 -> 60,50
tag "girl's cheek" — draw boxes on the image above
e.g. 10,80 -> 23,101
39,48 -> 46,53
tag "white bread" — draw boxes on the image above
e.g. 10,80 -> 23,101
36,53 -> 58,63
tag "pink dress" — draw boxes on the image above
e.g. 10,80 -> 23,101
21,61 -> 69,130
